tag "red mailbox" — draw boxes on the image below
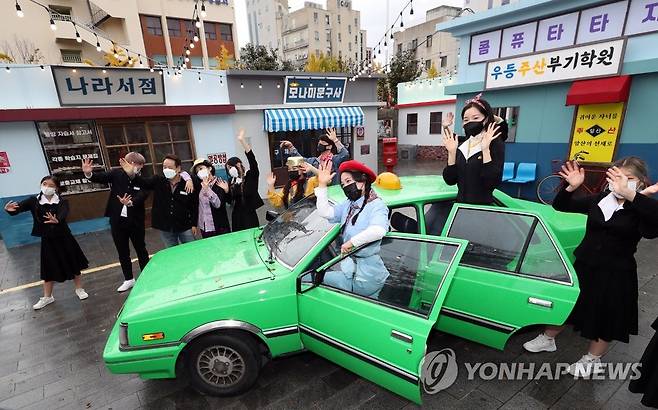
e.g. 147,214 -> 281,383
382,137 -> 398,173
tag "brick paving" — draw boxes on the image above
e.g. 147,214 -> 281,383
0,160 -> 656,409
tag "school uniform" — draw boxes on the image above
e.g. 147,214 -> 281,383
553,188 -> 658,343
6,194 -> 88,282
193,178 -> 231,238
629,316 -> 658,407
227,150 -> 263,231
442,119 -> 508,205
135,175 -> 198,247
87,169 -> 149,280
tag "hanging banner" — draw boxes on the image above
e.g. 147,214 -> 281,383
568,102 -> 624,164
485,39 -> 625,90
0,151 -> 10,174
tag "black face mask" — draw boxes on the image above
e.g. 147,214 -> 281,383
288,171 -> 301,181
463,121 -> 485,137
342,182 -> 362,201
317,144 -> 329,153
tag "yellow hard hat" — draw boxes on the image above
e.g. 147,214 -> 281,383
375,172 -> 401,190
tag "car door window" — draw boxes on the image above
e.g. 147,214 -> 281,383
389,206 -> 418,234
520,223 -> 570,282
318,235 -> 460,317
447,208 -> 534,272
423,201 -> 455,236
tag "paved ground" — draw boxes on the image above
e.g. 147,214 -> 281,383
0,159 -> 656,409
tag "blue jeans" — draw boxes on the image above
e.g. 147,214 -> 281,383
159,229 -> 195,248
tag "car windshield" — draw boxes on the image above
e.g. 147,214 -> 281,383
262,195 -> 336,267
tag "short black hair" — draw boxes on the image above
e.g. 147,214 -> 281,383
163,154 -> 181,167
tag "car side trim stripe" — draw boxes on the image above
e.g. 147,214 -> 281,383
263,326 -> 299,338
299,324 -> 419,385
441,308 -> 516,334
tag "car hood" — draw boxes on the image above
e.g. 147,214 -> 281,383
121,228 -> 272,317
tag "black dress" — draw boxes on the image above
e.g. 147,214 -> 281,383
6,195 -> 88,283
442,119 -> 508,205
227,150 -> 264,231
629,316 -> 658,407
553,189 -> 658,343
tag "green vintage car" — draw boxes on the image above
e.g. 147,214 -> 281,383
103,175 -> 586,404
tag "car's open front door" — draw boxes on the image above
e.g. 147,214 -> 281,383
296,233 -> 466,404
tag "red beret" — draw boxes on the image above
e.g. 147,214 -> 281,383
338,160 -> 377,183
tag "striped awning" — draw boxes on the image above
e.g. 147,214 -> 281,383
264,106 -> 364,132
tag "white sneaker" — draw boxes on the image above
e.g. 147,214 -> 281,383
33,296 -> 55,310
523,333 -> 557,353
567,354 -> 604,378
117,279 -> 135,293
75,288 -> 89,300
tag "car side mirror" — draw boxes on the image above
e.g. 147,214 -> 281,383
296,270 -> 323,293
265,210 -> 279,222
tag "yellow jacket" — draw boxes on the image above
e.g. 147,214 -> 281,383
267,176 -> 318,208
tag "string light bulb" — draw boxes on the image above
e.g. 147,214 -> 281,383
159,70 -> 163,76
95,35 -> 101,52
194,35 -> 199,42
390,26 -> 394,39
258,81 -> 263,89
72,68 -> 77,73
240,82 -> 244,88
50,17 -> 57,30
184,56 -> 190,63
40,65 -> 45,71
410,0 -> 414,15
102,69 -> 107,73
16,1 -> 24,18
138,54 -> 143,66
74,24 -> 82,43
400,13 -> 405,31
276,83 -> 281,88
195,16 -> 201,28
5,67 -> 10,73
190,42 -> 195,49
201,1 -> 207,18
150,67 -> 154,73
186,47 -> 191,56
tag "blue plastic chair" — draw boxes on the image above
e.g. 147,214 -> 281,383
508,163 -> 537,198
502,162 -> 515,182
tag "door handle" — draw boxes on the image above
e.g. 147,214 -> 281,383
391,330 -> 413,343
528,297 -> 553,308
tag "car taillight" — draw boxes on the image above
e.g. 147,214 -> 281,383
119,323 -> 129,347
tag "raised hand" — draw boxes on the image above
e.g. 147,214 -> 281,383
442,112 -> 455,129
43,212 -> 59,224
640,181 -> 658,196
117,193 -> 132,206
4,201 -> 19,213
558,161 -> 585,192
266,172 -> 276,187
317,160 -> 335,187
81,158 -> 94,175
217,178 -> 229,193
118,157 -> 133,175
325,127 -> 338,142
301,162 -> 318,175
481,123 -> 501,151
606,166 -> 633,199
442,127 -> 458,154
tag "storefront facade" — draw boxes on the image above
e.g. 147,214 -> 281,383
224,70 -> 383,194
437,0 -> 658,199
0,66 -> 234,247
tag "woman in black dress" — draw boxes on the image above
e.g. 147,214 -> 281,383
441,93 -> 509,205
523,158 -> 658,378
4,176 -> 89,310
225,129 -> 264,231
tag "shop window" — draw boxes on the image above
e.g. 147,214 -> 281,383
61,50 -> 81,64
315,31 -> 320,41
184,20 -> 195,39
49,5 -> 72,21
325,14 -> 330,25
337,15 -> 341,24
429,112 -> 443,135
407,113 -> 418,135
338,33 -> 342,42
492,106 -> 520,143
219,24 -> 233,41
144,16 -> 163,36
99,119 -> 195,177
411,39 -> 418,49
314,12 -> 318,22
397,44 -> 402,54
167,18 -> 181,37
348,25 -> 352,34
440,55 -> 447,67
425,60 -> 431,70
349,43 -> 352,52
426,35 -> 433,48
205,22 -> 217,40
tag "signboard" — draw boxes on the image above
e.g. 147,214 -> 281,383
284,77 -> 347,104
207,152 -> 227,167
485,39 -> 625,90
468,0 -> 658,64
0,151 -> 10,174
568,102 -> 624,164
37,120 -> 108,194
51,66 -> 166,106
356,125 -> 365,140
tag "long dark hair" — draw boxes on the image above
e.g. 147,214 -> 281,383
282,174 -> 307,208
341,171 -> 372,230
319,135 -> 338,154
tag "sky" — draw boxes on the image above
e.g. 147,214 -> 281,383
234,0 -> 464,53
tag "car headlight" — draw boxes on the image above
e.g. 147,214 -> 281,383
119,323 -> 129,347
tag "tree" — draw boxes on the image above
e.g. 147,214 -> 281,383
103,44 -> 135,67
0,52 -> 13,63
280,59 -> 295,71
236,44 -> 282,70
304,52 -> 344,73
385,50 -> 421,105
214,44 -> 234,70
427,62 -> 439,79
0,37 -> 43,64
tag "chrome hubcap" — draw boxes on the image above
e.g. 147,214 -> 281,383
197,345 -> 245,387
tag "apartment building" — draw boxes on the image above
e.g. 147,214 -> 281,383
246,0 -> 367,68
392,6 -> 461,77
0,0 -> 237,69
464,0 -> 520,12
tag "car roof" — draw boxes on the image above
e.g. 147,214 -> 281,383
327,175 -> 458,207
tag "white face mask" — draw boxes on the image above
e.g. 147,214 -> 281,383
163,168 -> 177,179
228,167 -> 240,178
41,186 -> 56,196
133,166 -> 142,175
608,180 -> 638,198
197,168 -> 210,179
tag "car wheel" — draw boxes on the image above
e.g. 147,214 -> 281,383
186,334 -> 260,396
